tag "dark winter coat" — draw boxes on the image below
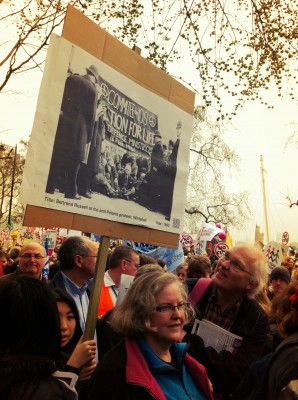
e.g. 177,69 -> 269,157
53,73 -> 97,163
0,353 -> 78,400
267,332 -> 298,400
0,269 -> 46,290
86,337 -> 213,400
186,282 -> 269,399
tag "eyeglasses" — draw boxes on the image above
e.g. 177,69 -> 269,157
154,302 -> 190,313
221,252 -> 254,276
20,254 -> 45,260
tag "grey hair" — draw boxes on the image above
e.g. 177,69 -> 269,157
58,236 -> 92,271
236,244 -> 269,298
111,271 -> 195,336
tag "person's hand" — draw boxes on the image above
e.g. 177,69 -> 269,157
96,102 -> 105,118
66,336 -> 96,369
79,359 -> 97,381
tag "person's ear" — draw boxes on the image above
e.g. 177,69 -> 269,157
74,254 -> 83,269
120,259 -> 127,272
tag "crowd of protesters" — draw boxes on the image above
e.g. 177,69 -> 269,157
1,239 -> 298,399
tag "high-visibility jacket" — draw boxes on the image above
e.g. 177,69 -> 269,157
98,283 -> 115,316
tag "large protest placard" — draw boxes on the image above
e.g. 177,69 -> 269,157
20,6 -> 196,342
20,6 -> 195,247
123,234 -> 185,272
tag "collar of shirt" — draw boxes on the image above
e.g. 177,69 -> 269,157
136,338 -> 187,372
135,339 -> 206,400
104,270 -> 117,288
61,271 -> 88,295
60,272 -> 99,362
208,285 -> 242,314
203,285 -> 243,331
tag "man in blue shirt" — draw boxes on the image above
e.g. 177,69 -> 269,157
48,236 -> 98,352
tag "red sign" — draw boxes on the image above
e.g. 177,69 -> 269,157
282,232 -> 289,245
214,242 -> 229,259
181,233 -> 193,249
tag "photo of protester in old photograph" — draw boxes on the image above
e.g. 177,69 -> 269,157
46,65 -> 99,199
45,58 -> 184,223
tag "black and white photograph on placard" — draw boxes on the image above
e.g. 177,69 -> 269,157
20,34 -> 193,234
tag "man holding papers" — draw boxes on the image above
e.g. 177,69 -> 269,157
184,244 -> 269,400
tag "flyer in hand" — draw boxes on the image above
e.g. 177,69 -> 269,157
191,319 -> 243,354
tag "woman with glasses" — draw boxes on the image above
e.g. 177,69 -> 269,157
87,270 -> 213,400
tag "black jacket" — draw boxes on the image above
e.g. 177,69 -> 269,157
185,282 -> 269,398
267,332 -> 298,400
0,353 -> 78,400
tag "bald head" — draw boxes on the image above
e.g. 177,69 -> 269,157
19,243 -> 46,279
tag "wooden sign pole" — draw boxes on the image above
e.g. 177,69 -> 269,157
83,235 -> 110,340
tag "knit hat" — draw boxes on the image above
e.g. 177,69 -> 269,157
270,266 -> 291,283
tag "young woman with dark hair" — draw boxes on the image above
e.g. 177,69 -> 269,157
0,276 -> 78,399
53,288 -> 96,388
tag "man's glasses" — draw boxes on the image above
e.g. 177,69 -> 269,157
20,254 -> 45,260
221,252 -> 254,276
154,302 -> 190,313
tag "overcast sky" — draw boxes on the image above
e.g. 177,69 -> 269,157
223,92 -> 298,245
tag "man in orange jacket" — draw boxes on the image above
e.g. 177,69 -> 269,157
98,245 -> 140,317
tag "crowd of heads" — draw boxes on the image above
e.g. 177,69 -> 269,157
1,238 -> 298,304
1,236 -> 298,399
